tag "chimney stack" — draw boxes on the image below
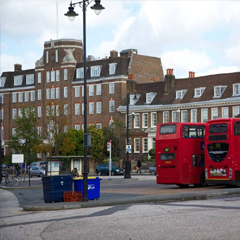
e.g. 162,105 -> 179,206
164,68 -> 175,93
110,50 -> 118,58
189,71 -> 195,78
14,64 -> 22,72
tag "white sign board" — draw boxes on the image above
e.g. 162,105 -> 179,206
48,161 -> 60,171
126,145 -> 131,153
12,154 -> 24,163
107,142 -> 111,152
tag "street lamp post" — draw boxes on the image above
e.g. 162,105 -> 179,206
65,0 -> 104,202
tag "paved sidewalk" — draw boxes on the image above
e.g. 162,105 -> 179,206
1,175 -> 240,211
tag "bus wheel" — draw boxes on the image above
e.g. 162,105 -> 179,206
177,184 -> 189,188
199,172 -> 206,187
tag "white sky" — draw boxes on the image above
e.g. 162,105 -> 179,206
1,0 -> 240,78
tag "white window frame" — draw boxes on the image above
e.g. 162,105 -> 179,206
211,108 -> 218,119
46,72 -> 50,82
56,70 -> 60,81
142,138 -> 148,153
82,103 -> 84,115
26,74 -> 34,85
64,87 -> 68,98
91,66 -> 101,77
146,93 -> 152,104
38,89 -> 41,100
75,125 -> 80,130
12,93 -> 17,103
109,63 -> 117,75
56,87 -> 60,99
14,75 -> 23,86
64,104 -> 68,116
89,85 -> 94,96
233,84 -> 240,96
38,106 -> 41,118
96,123 -> 102,129
0,77 -> 6,87
37,72 -> 41,83
31,91 -> 35,101
172,111 -> 179,122
96,102 -> 101,114
142,113 -> 148,128
46,51 -> 49,64
75,103 -> 80,115
55,50 -> 58,62
51,71 -> 55,82
201,109 -> 208,123
163,111 -> 169,123
18,92 -> 23,102
75,86 -> 80,97
51,88 -> 55,99
134,114 -> 140,128
96,84 -> 101,95
18,108 -> 22,118
46,89 -> 50,100
151,112 -> 157,127
181,110 -> 188,122
109,100 -> 115,113
134,138 -> 140,153
222,107 -> 229,118
76,68 -> 84,78
176,90 -> 187,99
12,108 -> 17,119
25,92 -> 29,102
64,69 -> 68,81
214,86 -> 227,98
194,87 -> 205,98
191,109 -> 197,123
233,106 -> 240,117
109,82 -> 114,94
89,102 -> 94,114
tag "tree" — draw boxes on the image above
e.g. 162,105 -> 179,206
88,125 -> 104,161
9,105 -> 41,165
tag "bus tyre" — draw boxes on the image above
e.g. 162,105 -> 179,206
177,184 -> 189,188
199,172 -> 206,187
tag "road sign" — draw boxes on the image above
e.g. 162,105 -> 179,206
107,142 -> 111,152
126,145 -> 131,153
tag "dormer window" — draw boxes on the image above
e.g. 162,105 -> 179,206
0,77 -> 6,87
76,67 -> 84,78
91,66 -> 101,77
146,92 -> 157,104
176,90 -> 187,99
214,86 -> 226,98
14,75 -> 23,86
233,83 -> 240,96
109,63 -> 117,75
130,94 -> 139,105
26,74 -> 34,85
194,87 -> 205,98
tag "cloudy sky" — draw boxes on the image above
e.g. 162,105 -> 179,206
1,0 -> 240,78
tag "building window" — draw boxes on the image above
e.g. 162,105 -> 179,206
0,77 -> 6,87
51,88 -> 55,99
143,138 -> 148,153
134,138 -> 140,153
12,93 -> 17,103
109,82 -> 114,94
172,111 -> 179,122
75,125 -> 80,130
26,74 -> 34,85
82,86 -> 85,96
75,103 -> 80,115
56,105 -> 59,116
64,104 -> 68,115
18,108 -> 22,118
46,51 -> 49,64
146,93 -> 152,104
163,111 -> 169,123
46,89 -> 50,99
25,92 -> 29,102
214,86 -> 226,98
56,87 -> 60,99
38,106 -> 41,118
233,84 -> 240,96
82,103 -> 84,115
109,100 -> 115,113
1,109 -> 4,120
142,113 -> 148,128
96,102 -> 101,114
134,114 -> 140,128
91,66 -> 101,77
176,90 -> 187,99
64,87 -> 68,98
64,69 -> 68,80
55,50 -> 58,62
211,108 -> 218,119
89,102 -> 94,114
76,68 -> 84,78
96,84 -> 101,95
46,72 -> 50,82
12,128 -> 16,136
109,63 -> 117,75
191,109 -> 197,123
233,106 -> 240,117
18,92 -> 23,102
75,86 -> 80,97
201,109 -> 208,123
96,123 -> 102,129
151,112 -> 157,127
194,87 -> 205,98
14,75 -> 23,86
0,94 -> 3,103
12,109 -> 17,119
38,89 -> 41,100
37,72 -> 41,84
64,125 -> 68,133
31,91 -> 35,101
89,85 -> 94,96
181,110 -> 188,122
222,107 -> 229,118
51,71 -> 55,82
56,70 -> 60,81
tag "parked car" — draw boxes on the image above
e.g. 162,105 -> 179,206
96,164 -> 124,176
29,167 -> 45,178
28,161 -> 46,169
149,165 -> 156,175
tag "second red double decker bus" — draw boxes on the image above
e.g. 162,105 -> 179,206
156,122 -> 205,187
205,118 -> 240,186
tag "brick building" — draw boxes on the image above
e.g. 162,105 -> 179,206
117,69 -> 240,160
0,38 -> 164,158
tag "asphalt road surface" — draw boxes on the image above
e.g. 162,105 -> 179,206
1,188 -> 240,240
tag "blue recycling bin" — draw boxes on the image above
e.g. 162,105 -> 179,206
74,177 -> 102,200
42,175 -> 73,203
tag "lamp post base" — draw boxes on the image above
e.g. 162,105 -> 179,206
124,161 -> 131,179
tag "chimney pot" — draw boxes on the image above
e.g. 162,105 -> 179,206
110,50 -> 118,58
14,64 -> 22,72
128,73 -> 134,80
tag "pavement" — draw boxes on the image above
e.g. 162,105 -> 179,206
1,174 -> 240,212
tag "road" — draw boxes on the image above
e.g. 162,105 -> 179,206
1,188 -> 240,240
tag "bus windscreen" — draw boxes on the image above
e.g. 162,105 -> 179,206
209,124 -> 227,134
160,125 -> 176,135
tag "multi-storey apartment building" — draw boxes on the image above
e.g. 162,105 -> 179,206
118,69 -> 240,159
0,38 -> 164,157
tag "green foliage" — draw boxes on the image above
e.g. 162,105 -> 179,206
9,105 -> 41,163
88,125 -> 104,161
148,148 -> 156,157
2,154 -> 12,164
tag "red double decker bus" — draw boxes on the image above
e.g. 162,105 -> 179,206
156,122 -> 205,187
205,118 -> 240,186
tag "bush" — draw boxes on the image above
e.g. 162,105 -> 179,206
148,148 -> 155,157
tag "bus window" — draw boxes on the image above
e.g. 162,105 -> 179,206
160,125 -> 176,135
192,155 -> 197,167
207,143 -> 229,162
189,128 -> 197,138
234,121 -> 240,135
209,124 -> 227,134
199,154 -> 205,167
160,153 -> 175,160
197,127 -> 205,138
